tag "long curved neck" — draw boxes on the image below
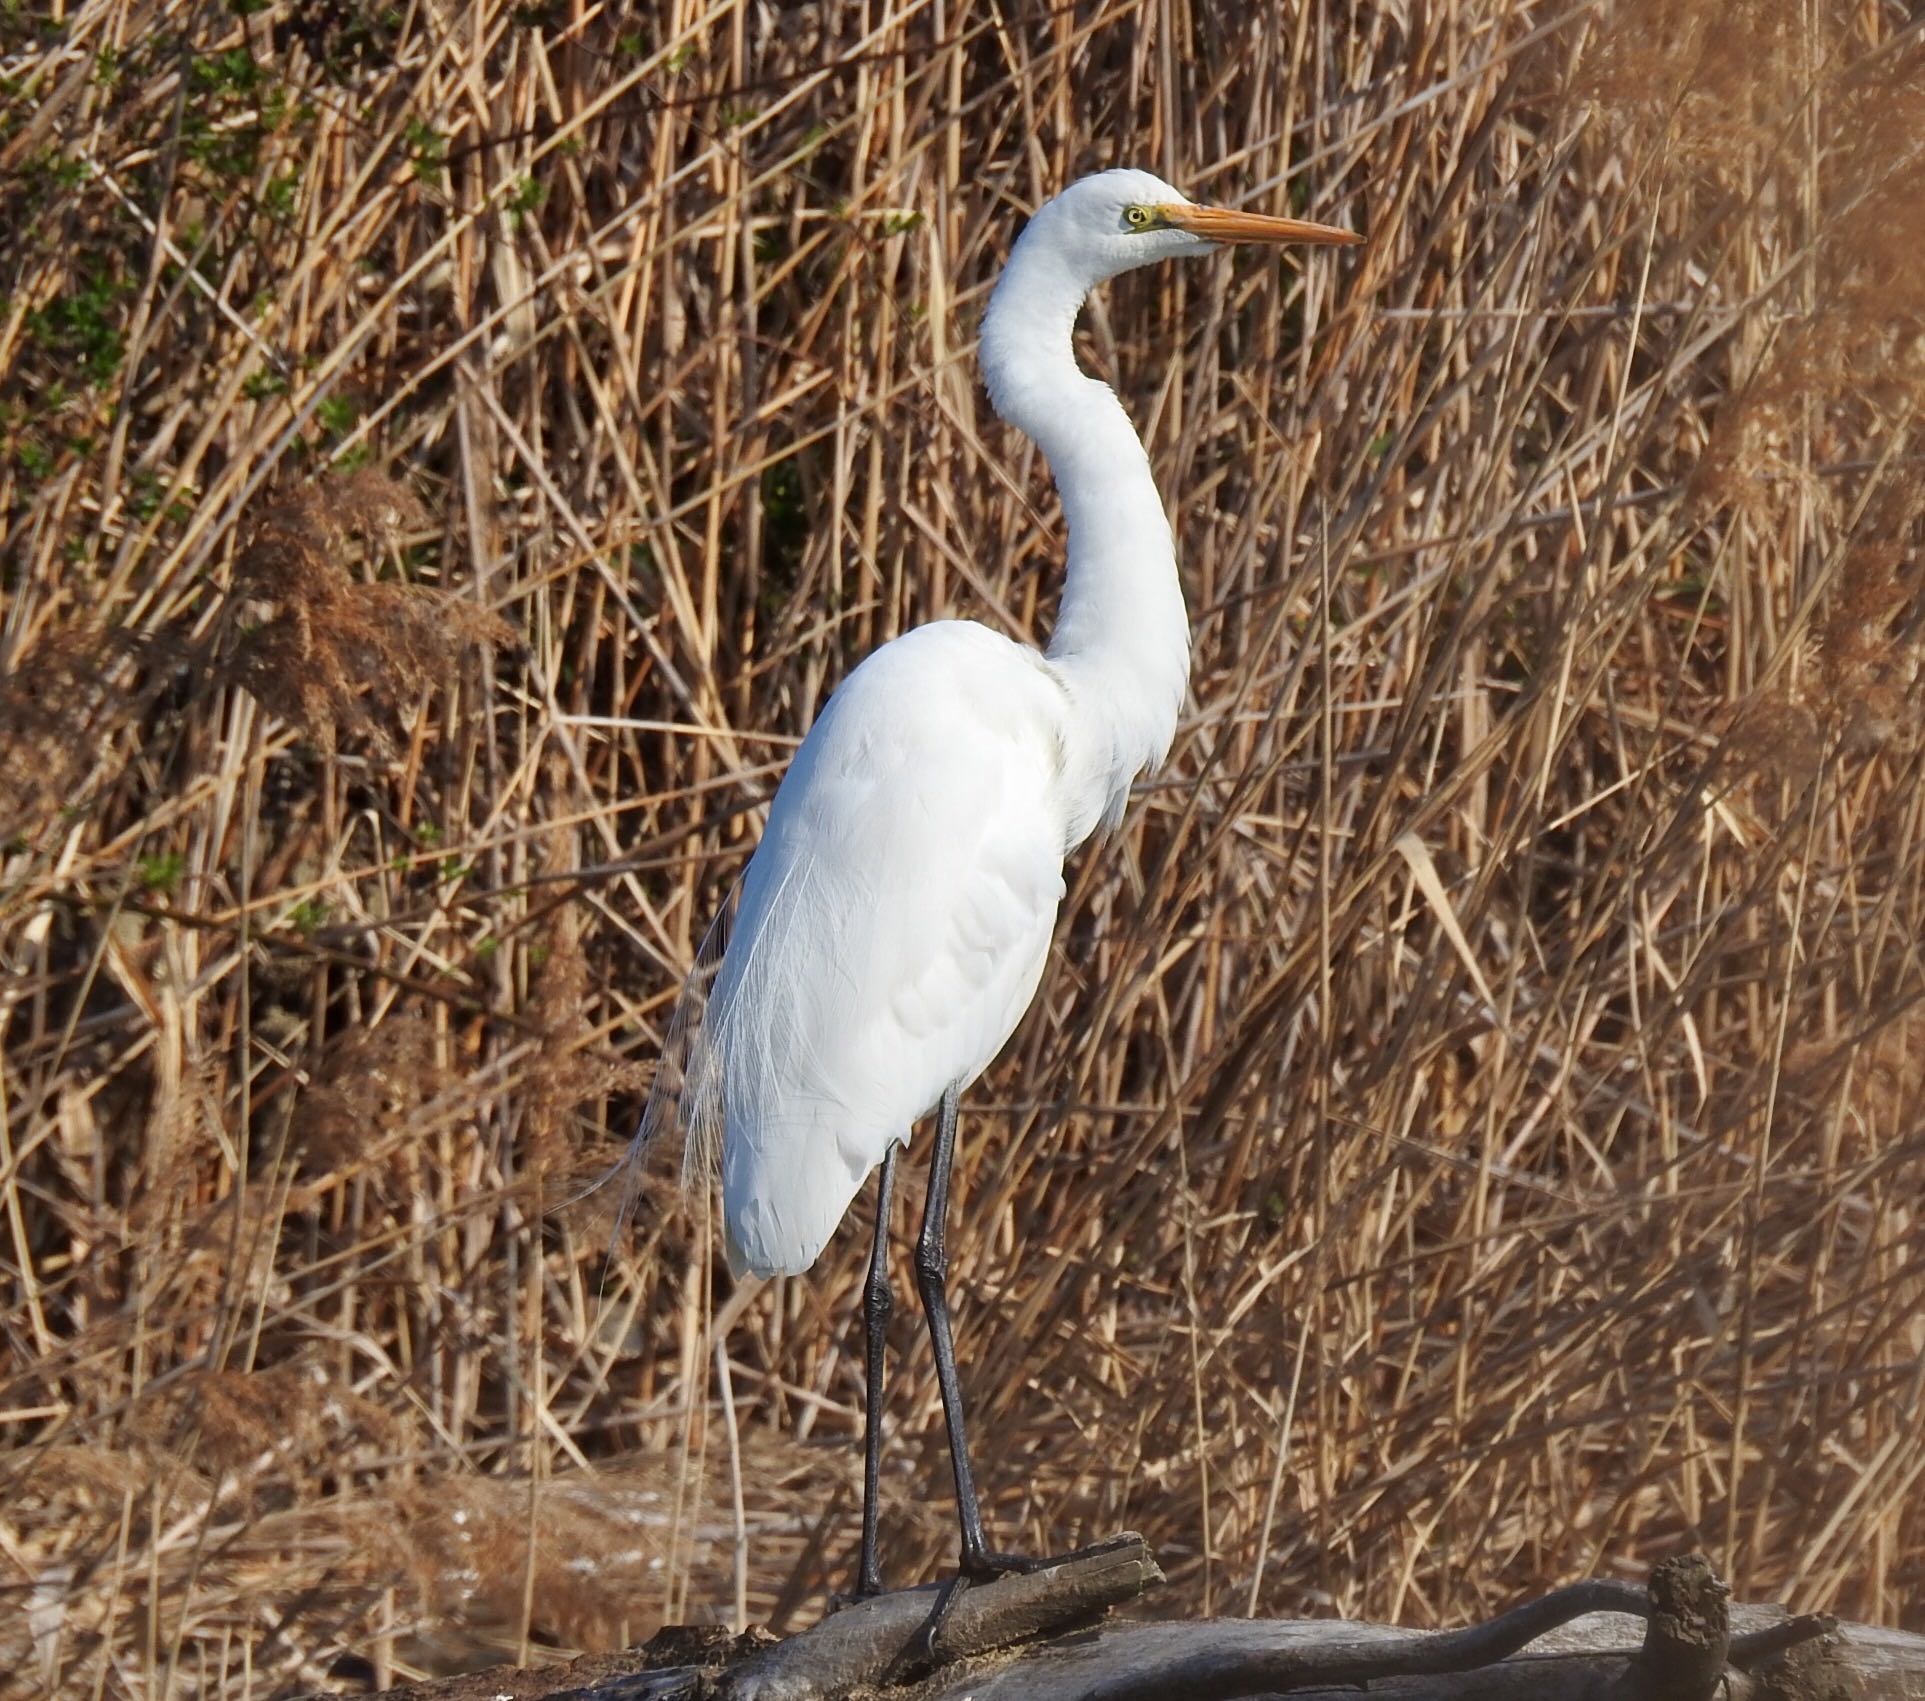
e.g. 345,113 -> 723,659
978,236 -> 1191,839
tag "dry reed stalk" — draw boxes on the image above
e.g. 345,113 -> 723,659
4,0 -> 1925,1693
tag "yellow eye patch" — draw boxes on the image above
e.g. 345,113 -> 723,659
1123,205 -> 1156,230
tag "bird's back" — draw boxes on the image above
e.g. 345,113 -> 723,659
711,621 -> 1072,1277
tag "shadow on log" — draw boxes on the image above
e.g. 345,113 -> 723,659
354,1541 -> 1925,1701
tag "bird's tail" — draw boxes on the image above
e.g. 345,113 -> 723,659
589,888 -> 736,1263
721,1109 -> 892,1279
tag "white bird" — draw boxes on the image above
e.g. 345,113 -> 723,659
635,168 -> 1359,1596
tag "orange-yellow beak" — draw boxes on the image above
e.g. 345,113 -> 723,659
1160,203 -> 1363,246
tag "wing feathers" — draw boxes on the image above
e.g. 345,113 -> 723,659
630,622 -> 1074,1277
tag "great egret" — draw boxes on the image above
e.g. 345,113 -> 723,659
636,168 -> 1359,1596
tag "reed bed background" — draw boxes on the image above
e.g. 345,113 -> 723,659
4,0 -> 1924,1693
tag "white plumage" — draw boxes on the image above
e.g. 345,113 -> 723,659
714,622 -> 1071,1276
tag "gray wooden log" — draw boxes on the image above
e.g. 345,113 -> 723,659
520,1536 -> 1161,1701
908,1552 -> 1842,1701
718,1533 -> 1162,1700
917,1613 -> 1923,1701
359,1541 -> 1925,1701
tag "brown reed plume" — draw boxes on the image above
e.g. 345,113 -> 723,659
0,626 -> 129,839
227,468 -> 517,756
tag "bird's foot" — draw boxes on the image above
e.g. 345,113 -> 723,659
827,1572 -> 886,1614
893,1535 -> 1140,1674
890,1572 -> 973,1678
960,1547 -> 1046,1583
964,1532 -> 1143,1582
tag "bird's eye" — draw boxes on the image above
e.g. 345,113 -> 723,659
1123,205 -> 1153,230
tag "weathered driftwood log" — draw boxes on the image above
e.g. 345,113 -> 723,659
363,1540 -> 1925,1701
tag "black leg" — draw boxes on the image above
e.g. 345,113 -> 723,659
915,1082 -> 1018,1578
890,1087 -> 1137,1667
854,1145 -> 899,1599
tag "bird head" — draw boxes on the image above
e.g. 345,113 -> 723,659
1017,167 -> 1362,291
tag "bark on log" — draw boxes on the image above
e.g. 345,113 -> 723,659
357,1541 -> 1925,1701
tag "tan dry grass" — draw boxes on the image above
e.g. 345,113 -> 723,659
4,0 -> 1925,1693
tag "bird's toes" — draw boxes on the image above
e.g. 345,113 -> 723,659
889,1572 -> 972,1677
962,1549 -> 1045,1582
964,1533 -> 1142,1582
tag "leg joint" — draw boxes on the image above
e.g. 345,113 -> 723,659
865,1266 -> 895,1324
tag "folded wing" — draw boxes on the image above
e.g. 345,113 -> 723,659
709,622 -> 1073,1276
